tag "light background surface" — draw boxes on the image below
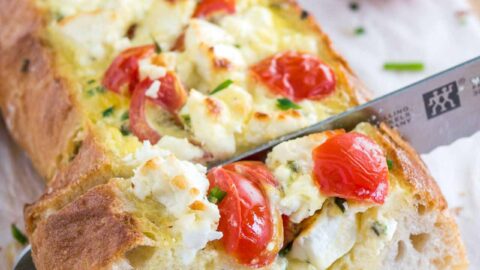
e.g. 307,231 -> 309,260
1,0 -> 479,268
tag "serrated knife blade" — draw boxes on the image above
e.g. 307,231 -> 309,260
210,56 -> 480,168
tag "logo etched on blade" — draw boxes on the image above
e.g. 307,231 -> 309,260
423,82 -> 461,119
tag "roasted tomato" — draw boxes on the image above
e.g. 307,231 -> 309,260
193,0 -> 236,18
222,161 -> 279,187
312,132 -> 388,204
129,73 -> 187,144
251,51 -> 336,102
129,79 -> 161,144
207,162 -> 281,267
148,71 -> 187,114
102,45 -> 155,93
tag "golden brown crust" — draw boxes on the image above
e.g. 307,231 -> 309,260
0,0 -> 82,180
372,123 -> 467,268
24,130 -> 130,235
30,181 -> 144,270
377,123 -> 447,210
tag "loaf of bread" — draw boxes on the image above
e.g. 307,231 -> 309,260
0,0 -> 466,269
28,123 -> 467,269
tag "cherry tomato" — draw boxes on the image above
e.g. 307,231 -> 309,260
148,71 -> 187,114
312,132 -> 388,204
102,45 -> 155,93
193,0 -> 236,18
129,79 -> 161,144
222,161 -> 279,187
207,162 -> 280,267
251,51 -> 336,102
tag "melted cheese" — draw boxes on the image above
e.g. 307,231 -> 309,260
180,90 -> 236,158
266,134 -> 331,223
183,19 -> 246,91
40,0 -> 355,168
289,202 -> 369,270
129,148 -> 222,264
55,10 -> 131,66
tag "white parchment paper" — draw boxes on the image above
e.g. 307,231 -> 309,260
1,0 -> 479,269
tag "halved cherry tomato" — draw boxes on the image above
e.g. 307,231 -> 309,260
222,161 -> 279,187
312,132 -> 388,204
148,71 -> 187,114
251,51 -> 336,102
102,45 -> 155,93
207,162 -> 280,267
129,73 -> 187,143
129,79 -> 161,144
193,0 -> 236,18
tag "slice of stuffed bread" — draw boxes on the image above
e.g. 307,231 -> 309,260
28,123 -> 467,270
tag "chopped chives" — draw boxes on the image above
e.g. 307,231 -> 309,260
210,79 -> 233,95
208,186 -> 227,204
354,27 -> 365,35
102,106 -> 114,117
383,62 -> 424,72
276,98 -> 301,110
387,159 -> 394,170
11,224 -> 28,245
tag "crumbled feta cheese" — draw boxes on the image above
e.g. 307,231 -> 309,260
138,58 -> 167,80
130,153 -> 222,264
145,80 -> 161,98
243,108 -> 315,146
266,134 -> 332,223
183,19 -> 246,90
123,141 -> 170,167
156,136 -> 204,161
219,6 -> 278,64
180,90 -> 236,158
57,10 -> 131,65
289,203 -> 366,270
212,85 -> 252,133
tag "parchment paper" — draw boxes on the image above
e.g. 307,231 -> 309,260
1,0 -> 479,269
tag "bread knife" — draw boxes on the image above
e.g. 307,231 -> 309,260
210,55 -> 480,168
14,56 -> 480,270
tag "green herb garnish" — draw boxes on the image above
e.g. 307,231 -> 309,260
208,186 -> 227,204
86,89 -> 95,97
354,27 -> 365,35
349,2 -> 359,11
287,160 -> 300,173
181,114 -> 191,128
387,159 -> 394,170
95,85 -> 106,93
120,124 -> 131,136
121,111 -> 129,121
102,106 -> 115,117
276,98 -> 301,110
279,242 -> 293,257
334,197 -> 347,213
54,11 -> 64,21
371,221 -> 387,236
383,62 -> 424,72
21,59 -> 30,73
153,38 -> 162,54
300,10 -> 309,20
11,224 -> 28,245
210,79 -> 233,95
87,79 -> 96,85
